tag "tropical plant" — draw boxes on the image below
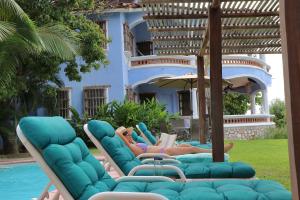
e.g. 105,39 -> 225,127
68,107 -> 93,147
269,99 -> 286,128
17,0 -> 109,81
1,0 -> 80,89
223,92 -> 263,115
223,92 -> 250,115
0,0 -> 84,154
95,99 -> 175,134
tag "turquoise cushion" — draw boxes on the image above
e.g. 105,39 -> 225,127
134,162 -> 255,179
138,122 -> 157,145
113,180 -> 291,200
175,153 -> 229,163
19,116 -> 76,149
131,130 -> 146,143
177,141 -> 213,149
88,120 -> 142,175
19,117 -> 116,200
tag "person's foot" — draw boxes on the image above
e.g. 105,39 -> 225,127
224,142 -> 234,153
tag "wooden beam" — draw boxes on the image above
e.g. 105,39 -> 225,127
149,24 -> 279,32
200,28 -> 209,56
212,0 -> 221,8
197,56 -> 207,144
209,6 -> 224,162
144,11 -> 279,20
279,0 -> 300,198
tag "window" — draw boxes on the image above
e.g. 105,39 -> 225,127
84,86 -> 108,117
95,20 -> 108,49
57,88 -> 71,118
178,90 -> 192,116
123,23 -> 134,53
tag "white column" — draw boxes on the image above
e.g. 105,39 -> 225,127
250,93 -> 256,114
192,88 -> 199,119
262,89 -> 269,114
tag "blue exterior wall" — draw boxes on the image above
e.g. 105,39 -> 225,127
58,12 -> 129,114
137,84 -> 179,113
57,10 -> 272,116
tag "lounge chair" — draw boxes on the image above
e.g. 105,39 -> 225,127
85,120 -> 255,179
17,116 -> 291,200
137,122 -> 212,149
131,128 -> 229,163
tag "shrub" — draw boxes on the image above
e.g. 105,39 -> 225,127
264,126 -> 288,139
95,99 -> 176,133
269,99 -> 286,128
68,107 -> 93,146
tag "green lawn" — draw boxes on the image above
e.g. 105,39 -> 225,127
227,139 -> 291,190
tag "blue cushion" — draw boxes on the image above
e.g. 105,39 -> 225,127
88,120 -> 256,179
138,122 -> 157,145
114,180 -> 291,200
177,141 -> 213,149
19,117 -> 116,200
175,153 -> 229,163
19,116 -> 76,149
88,120 -> 142,175
131,130 -> 147,143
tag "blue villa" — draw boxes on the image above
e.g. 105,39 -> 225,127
57,2 -> 274,139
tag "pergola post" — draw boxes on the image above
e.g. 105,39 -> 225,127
197,56 -> 206,144
209,5 -> 224,162
279,0 -> 300,198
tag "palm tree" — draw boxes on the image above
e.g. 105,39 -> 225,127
0,0 -> 81,154
0,0 -> 79,89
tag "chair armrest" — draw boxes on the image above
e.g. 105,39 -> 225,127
128,165 -> 187,182
141,158 -> 181,165
136,153 -> 175,160
116,176 -> 174,183
89,192 -> 168,200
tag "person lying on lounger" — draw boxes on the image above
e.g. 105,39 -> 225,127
116,126 -> 234,156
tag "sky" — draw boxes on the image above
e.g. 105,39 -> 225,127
265,54 -> 285,103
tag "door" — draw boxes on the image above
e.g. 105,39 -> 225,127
178,90 -> 192,116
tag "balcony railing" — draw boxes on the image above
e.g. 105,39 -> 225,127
223,114 -> 273,124
129,55 -> 195,67
222,56 -> 271,72
129,55 -> 271,72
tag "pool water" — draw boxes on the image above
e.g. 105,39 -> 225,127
0,163 -> 51,200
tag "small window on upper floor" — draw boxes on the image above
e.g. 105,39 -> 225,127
83,86 -> 109,117
123,23 -> 134,53
57,88 -> 71,119
95,20 -> 108,49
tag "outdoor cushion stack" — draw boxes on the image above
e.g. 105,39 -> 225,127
19,116 -> 291,200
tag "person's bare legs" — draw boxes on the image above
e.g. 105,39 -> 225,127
164,143 -> 234,156
176,143 -> 193,147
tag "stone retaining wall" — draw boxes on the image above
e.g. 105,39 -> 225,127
224,123 -> 275,140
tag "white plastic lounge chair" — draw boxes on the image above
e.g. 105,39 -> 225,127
17,116 -> 291,200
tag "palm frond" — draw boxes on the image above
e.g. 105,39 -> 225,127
0,0 -> 28,21
37,24 -> 80,60
0,21 -> 15,41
